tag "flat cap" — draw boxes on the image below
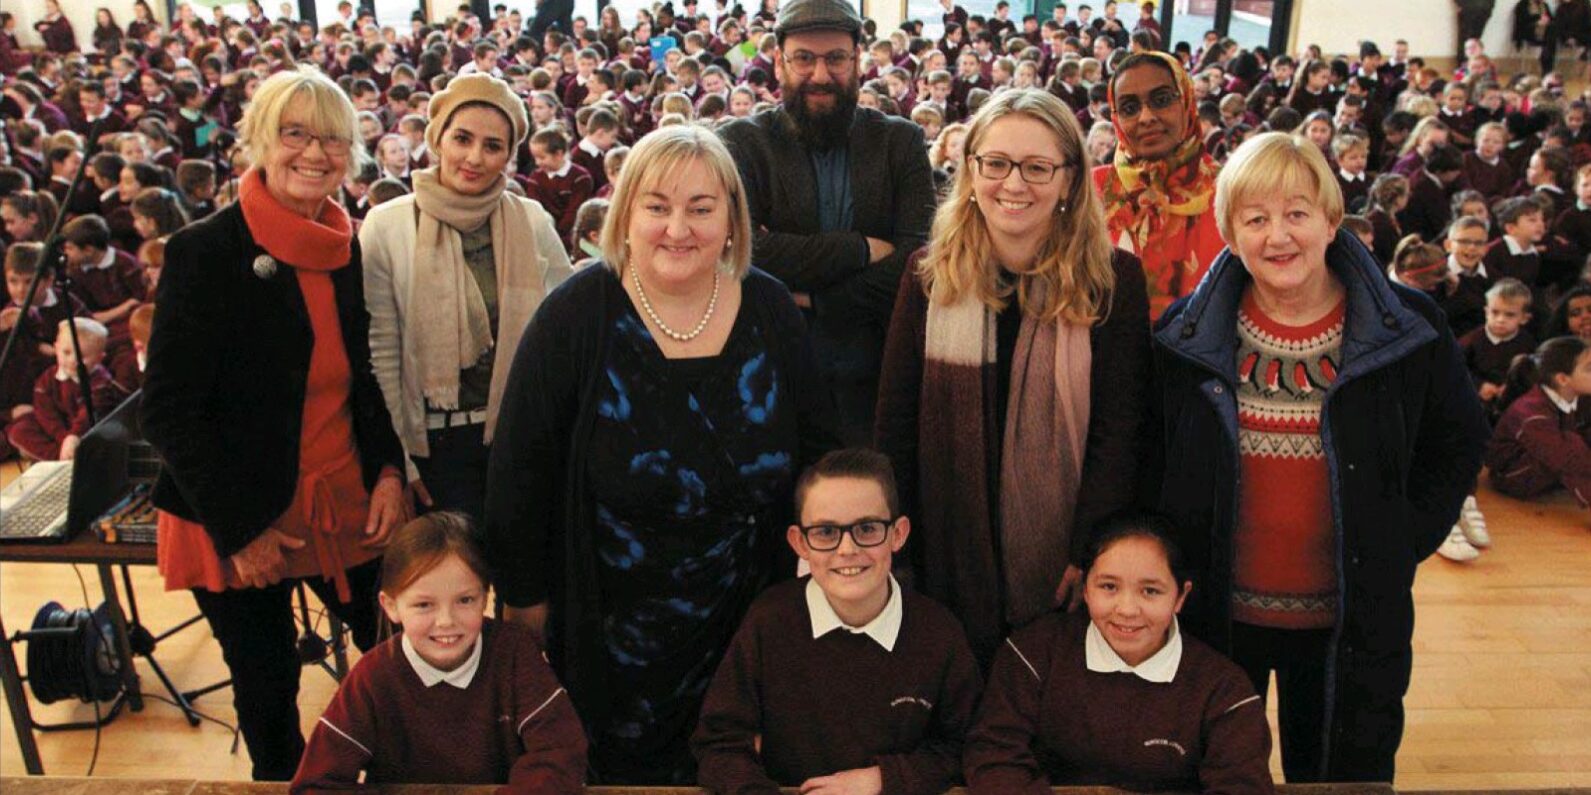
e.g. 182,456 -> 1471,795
777,0 -> 864,37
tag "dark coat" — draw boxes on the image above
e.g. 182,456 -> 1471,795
1146,229 -> 1487,779
141,203 -> 404,557
718,106 -> 936,444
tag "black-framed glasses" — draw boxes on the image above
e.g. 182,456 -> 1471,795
1115,87 -> 1181,118
782,49 -> 855,74
970,154 -> 1068,184
797,518 -> 897,551
279,125 -> 352,155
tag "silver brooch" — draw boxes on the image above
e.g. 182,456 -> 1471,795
252,254 -> 277,280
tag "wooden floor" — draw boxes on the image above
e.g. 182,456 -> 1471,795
2,459 -> 1589,788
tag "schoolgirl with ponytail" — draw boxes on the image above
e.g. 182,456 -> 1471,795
1485,336 -> 1591,505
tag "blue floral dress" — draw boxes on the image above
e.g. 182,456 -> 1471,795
583,304 -> 798,782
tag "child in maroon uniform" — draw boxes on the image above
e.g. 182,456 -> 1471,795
965,515 -> 1273,795
1463,278 -> 1536,415
525,127 -> 594,245
291,512 -> 586,794
693,449 -> 983,795
7,318 -> 128,461
1487,336 -> 1591,507
1,246 -> 84,458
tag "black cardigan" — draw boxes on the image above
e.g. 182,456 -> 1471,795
485,264 -> 838,728
141,202 -> 405,558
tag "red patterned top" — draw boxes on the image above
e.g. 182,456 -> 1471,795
1232,291 -> 1345,630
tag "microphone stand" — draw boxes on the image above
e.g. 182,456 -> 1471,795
0,114 -> 106,429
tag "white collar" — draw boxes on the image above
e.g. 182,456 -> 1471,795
1425,170 -> 1444,189
1504,234 -> 1537,256
1442,106 -> 1466,116
1477,153 -> 1500,166
400,633 -> 482,689
1448,252 -> 1487,280
806,574 -> 904,652
1540,183 -> 1566,195
547,159 -> 572,178
1544,385 -> 1580,414
1484,326 -> 1519,345
85,248 -> 117,271
625,90 -> 645,103
578,137 -> 603,156
1085,616 -> 1183,683
1338,168 -> 1364,183
37,288 -> 59,308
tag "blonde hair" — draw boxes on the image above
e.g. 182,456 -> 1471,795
930,122 -> 969,168
1215,132 -> 1344,243
920,89 -> 1116,325
1400,115 -> 1449,156
239,66 -> 363,180
57,317 -> 110,360
599,124 -> 753,279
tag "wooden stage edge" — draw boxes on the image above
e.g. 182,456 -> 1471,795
0,780 -> 1417,795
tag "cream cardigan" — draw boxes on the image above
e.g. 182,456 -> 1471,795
360,192 -> 573,480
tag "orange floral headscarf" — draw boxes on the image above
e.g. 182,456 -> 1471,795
1099,51 -> 1219,254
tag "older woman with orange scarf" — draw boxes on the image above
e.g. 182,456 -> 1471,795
1093,51 -> 1225,320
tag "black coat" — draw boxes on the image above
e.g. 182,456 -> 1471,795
141,202 -> 404,558
1146,230 -> 1487,778
718,106 -> 936,444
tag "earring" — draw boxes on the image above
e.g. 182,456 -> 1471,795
1056,200 -> 1069,214
969,194 -> 977,204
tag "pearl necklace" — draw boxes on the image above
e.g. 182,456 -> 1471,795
632,267 -> 720,342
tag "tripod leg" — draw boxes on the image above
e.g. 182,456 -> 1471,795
95,564 -> 142,711
141,655 -> 201,726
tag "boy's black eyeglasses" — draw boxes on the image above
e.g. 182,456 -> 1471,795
797,519 -> 898,551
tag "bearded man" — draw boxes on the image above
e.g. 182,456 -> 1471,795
719,0 -> 935,447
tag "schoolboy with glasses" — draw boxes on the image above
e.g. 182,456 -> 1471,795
692,448 -> 982,795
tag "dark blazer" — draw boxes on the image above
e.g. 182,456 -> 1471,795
1147,230 -> 1487,780
141,202 -> 404,558
718,106 -> 936,444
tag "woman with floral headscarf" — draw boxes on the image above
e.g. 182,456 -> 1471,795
1094,51 -> 1225,320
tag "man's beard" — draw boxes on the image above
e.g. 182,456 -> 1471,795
781,77 -> 859,151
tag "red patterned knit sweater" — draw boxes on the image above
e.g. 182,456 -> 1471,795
1232,291 -> 1344,630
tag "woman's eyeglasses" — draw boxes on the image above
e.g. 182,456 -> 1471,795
797,519 -> 897,551
1115,87 -> 1181,118
278,125 -> 352,155
969,154 -> 1068,184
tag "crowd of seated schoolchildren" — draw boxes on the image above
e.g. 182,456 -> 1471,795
8,0 -> 1591,791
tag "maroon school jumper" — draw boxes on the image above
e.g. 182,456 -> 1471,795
7,364 -> 129,461
524,162 -> 593,243
1464,152 -> 1516,202
964,610 -> 1273,795
571,139 -> 609,194
0,289 -> 85,458
290,620 -> 587,794
1482,237 -> 1541,287
71,248 -> 145,315
1460,327 -> 1537,388
692,578 -> 982,795
1487,385 -> 1591,504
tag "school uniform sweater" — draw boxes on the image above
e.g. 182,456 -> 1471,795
1398,172 -> 1453,243
1463,152 -> 1516,201
571,139 -> 609,194
1335,170 -> 1369,212
1482,236 -> 1541,287
1459,327 -> 1536,387
7,364 -> 129,461
71,248 -> 145,313
524,162 -> 594,243
963,610 -> 1272,795
1487,385 -> 1591,505
290,620 -> 586,794
1440,266 -> 1490,337
692,578 -> 982,795
1555,203 -> 1591,253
